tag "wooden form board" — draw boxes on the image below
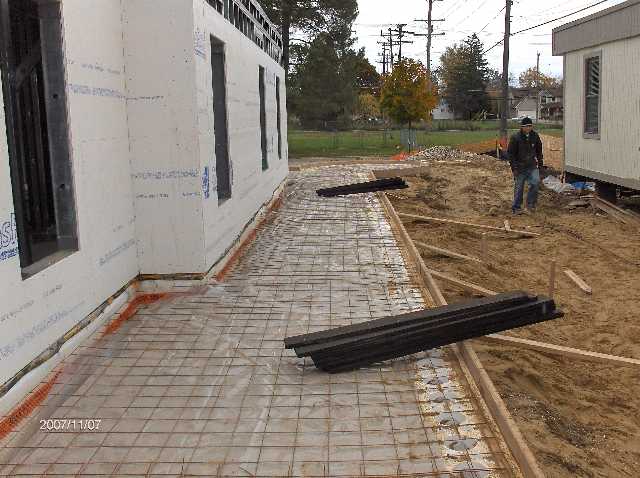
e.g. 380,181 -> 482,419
427,268 -> 498,297
373,165 -> 431,179
414,240 -> 482,263
483,334 -> 640,367
376,187 -> 543,478
398,212 -> 541,237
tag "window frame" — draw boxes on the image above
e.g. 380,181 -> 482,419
583,51 -> 602,139
258,65 -> 268,171
0,0 -> 79,278
210,35 -> 232,203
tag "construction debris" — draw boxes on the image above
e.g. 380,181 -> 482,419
406,146 -> 479,162
564,269 -> 593,295
589,197 -> 640,227
316,177 -> 408,197
285,292 -> 563,373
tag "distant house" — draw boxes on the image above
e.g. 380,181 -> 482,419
553,0 -> 640,196
539,87 -> 564,121
514,88 -> 564,121
432,99 -> 456,120
515,96 -> 538,120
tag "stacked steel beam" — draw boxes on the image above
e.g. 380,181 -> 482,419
285,292 -> 562,373
316,177 -> 408,197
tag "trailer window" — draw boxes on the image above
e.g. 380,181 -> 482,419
584,55 -> 600,136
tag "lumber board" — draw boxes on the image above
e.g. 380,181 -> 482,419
483,334 -> 640,367
398,212 -> 541,237
317,177 -> 408,197
308,308 -> 561,373
563,269 -> 592,295
596,197 -> 640,219
294,299 -> 552,358
591,199 -> 630,224
427,268 -> 498,297
285,292 -> 530,349
415,240 -> 482,263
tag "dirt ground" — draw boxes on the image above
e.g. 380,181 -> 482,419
388,155 -> 640,477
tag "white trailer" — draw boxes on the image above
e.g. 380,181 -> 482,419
553,0 -> 640,199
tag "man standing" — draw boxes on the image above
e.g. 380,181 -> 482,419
507,117 -> 544,214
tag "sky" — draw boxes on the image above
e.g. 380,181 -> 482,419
354,0 -> 626,81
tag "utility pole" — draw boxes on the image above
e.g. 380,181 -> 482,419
415,0 -> 445,73
396,24 -> 407,62
426,0 -> 434,72
377,40 -> 388,75
500,0 -> 512,140
536,51 -> 541,122
388,28 -> 395,70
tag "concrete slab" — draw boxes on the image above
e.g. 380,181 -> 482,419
0,165 -> 512,476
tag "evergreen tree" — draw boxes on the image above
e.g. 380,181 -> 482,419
259,0 -> 358,79
290,28 -> 369,129
437,34 -> 490,119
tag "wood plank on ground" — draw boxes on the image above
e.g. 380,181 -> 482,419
427,268 -> 498,297
398,212 -> 541,237
564,269 -> 592,295
374,166 -> 431,179
415,240 -> 482,263
483,334 -> 640,367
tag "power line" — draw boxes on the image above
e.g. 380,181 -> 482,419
483,0 -> 613,53
478,6 -> 506,34
512,0 -> 611,35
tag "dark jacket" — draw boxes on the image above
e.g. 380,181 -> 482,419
507,130 -> 543,173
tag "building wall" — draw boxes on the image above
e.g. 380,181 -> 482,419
564,35 -> 640,188
0,0 -> 288,387
192,1 -> 288,268
0,0 -> 138,386
124,0 -> 204,274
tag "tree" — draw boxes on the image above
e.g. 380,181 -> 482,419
437,34 -> 490,119
354,48 -> 381,93
518,67 -> 561,89
290,30 -> 362,128
356,93 -> 381,120
486,69 -> 516,89
380,59 -> 438,127
259,0 -> 358,78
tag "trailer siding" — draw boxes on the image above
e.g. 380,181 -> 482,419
563,35 -> 640,189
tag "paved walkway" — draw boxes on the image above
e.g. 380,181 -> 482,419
0,166 -> 512,477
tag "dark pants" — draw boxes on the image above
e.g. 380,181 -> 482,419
513,167 -> 540,212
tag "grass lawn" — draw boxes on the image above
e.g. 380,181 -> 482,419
288,130 -> 495,158
289,128 -> 563,158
